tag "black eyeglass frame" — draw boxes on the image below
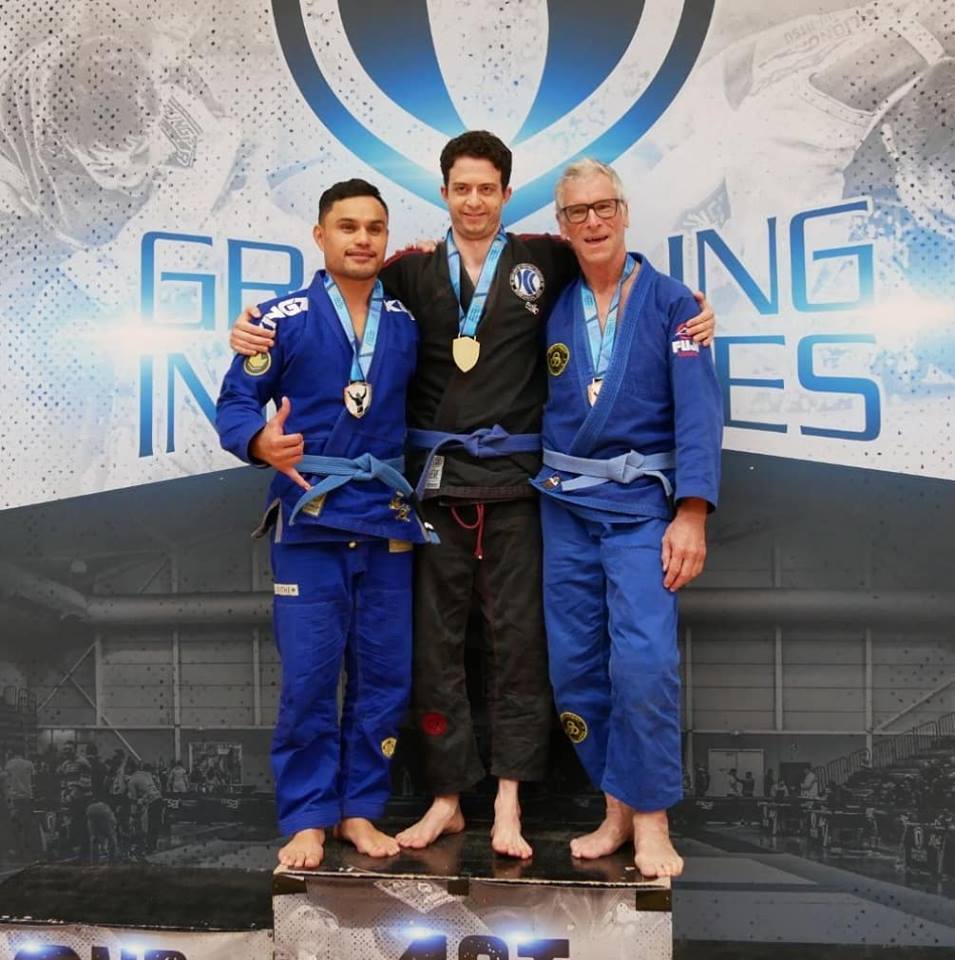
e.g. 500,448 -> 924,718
558,197 -> 626,224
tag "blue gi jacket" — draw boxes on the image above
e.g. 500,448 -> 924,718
216,270 -> 428,544
534,255 -> 723,521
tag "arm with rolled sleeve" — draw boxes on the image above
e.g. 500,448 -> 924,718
669,295 -> 723,510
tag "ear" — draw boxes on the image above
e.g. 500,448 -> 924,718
556,212 -> 570,242
502,185 -> 513,204
312,222 -> 325,252
620,201 -> 630,230
440,184 -> 449,205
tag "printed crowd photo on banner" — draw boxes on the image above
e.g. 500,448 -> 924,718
0,2 -> 953,959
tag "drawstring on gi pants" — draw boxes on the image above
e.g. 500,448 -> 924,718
451,503 -> 485,560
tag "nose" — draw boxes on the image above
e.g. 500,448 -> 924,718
584,206 -> 602,226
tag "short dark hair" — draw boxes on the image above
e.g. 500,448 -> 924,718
440,130 -> 512,188
318,178 -> 388,223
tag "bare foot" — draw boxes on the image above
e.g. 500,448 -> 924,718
338,818 -> 400,857
491,778 -> 532,859
570,794 -> 633,859
276,827 -> 325,871
633,810 -> 683,878
396,795 -> 465,850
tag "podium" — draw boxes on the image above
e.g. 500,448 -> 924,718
273,831 -> 671,960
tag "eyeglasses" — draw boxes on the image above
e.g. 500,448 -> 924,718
559,198 -> 625,224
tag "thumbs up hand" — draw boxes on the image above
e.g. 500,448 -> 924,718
249,397 -> 310,491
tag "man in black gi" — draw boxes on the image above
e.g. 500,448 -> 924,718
229,131 -> 714,858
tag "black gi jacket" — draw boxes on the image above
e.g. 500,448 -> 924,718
381,233 -> 578,500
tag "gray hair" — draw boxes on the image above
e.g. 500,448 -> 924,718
554,158 -> 627,210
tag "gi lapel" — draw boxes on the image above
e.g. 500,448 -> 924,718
314,278 -> 386,453
568,256 -> 653,457
432,237 -> 508,432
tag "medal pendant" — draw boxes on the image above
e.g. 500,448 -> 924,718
344,381 -> 372,418
587,377 -> 603,406
452,335 -> 481,372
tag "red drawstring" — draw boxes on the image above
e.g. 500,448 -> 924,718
451,503 -> 485,560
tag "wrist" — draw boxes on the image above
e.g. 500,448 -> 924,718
248,429 -> 267,464
676,497 -> 708,521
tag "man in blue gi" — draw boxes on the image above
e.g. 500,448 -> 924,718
216,179 -> 434,871
534,159 -> 723,878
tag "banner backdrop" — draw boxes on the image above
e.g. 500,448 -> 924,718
1,0 -> 953,510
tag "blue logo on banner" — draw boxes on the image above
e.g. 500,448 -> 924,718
272,0 -> 713,222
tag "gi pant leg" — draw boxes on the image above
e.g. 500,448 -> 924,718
541,498 -> 683,812
479,500 -> 551,783
271,540 -> 412,834
339,542 -> 413,820
412,499 -> 551,793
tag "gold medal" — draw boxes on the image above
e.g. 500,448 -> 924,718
587,377 -> 603,406
343,381 -> 372,418
452,335 -> 481,372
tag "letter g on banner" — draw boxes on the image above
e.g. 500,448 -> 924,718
272,0 -> 713,223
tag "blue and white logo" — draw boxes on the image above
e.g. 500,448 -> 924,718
510,263 -> 545,302
272,0 -> 713,222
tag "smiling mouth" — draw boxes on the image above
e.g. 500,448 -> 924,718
583,235 -> 609,246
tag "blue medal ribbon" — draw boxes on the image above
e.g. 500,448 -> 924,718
580,253 -> 636,380
446,227 -> 508,339
323,273 -> 383,382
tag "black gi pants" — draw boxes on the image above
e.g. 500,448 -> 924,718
412,498 -> 551,793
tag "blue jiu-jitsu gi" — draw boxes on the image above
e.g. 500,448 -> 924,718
216,271 -> 430,834
532,254 -> 722,812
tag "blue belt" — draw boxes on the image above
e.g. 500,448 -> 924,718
408,425 -> 541,498
541,448 -> 675,497
289,453 -> 412,526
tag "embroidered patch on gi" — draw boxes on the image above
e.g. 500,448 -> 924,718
421,712 -> 448,736
381,737 -> 397,758
547,342 -> 570,376
560,711 -> 588,744
243,352 -> 272,376
388,539 -> 413,553
273,583 -> 299,596
671,323 -> 701,358
510,263 -> 545,314
300,494 -> 326,518
389,492 -> 412,522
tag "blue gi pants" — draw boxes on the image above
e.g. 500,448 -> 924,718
270,539 -> 412,834
541,497 -> 683,811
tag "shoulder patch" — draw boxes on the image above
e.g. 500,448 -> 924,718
243,352 -> 272,377
671,322 -> 701,358
259,295 -> 308,331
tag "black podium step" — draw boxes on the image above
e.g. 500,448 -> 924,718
273,831 -> 671,960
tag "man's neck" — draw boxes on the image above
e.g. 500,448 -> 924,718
450,225 -> 501,277
328,271 -> 376,337
582,248 -> 629,295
